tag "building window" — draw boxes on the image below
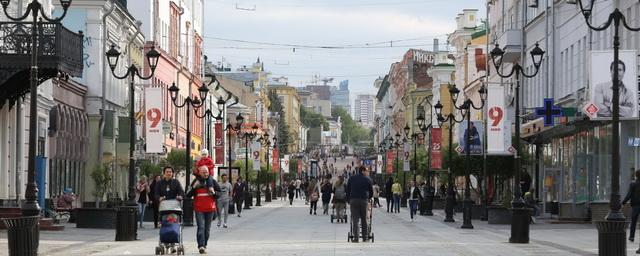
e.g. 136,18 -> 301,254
169,3 -> 180,59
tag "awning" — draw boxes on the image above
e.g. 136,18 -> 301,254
523,117 -> 610,144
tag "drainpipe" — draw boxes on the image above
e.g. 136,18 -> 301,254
98,0 -> 116,167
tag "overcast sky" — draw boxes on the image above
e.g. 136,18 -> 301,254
203,0 -> 486,103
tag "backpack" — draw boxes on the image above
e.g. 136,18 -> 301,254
334,184 -> 346,200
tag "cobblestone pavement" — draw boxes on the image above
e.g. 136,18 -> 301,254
1,198 -> 637,255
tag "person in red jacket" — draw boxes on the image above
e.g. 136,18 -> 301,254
195,149 -> 215,177
186,165 -> 220,254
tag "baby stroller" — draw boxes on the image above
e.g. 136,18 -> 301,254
347,199 -> 374,243
330,203 -> 347,223
155,200 -> 185,255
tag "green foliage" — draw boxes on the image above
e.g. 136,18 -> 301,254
300,106 -> 329,131
165,149 -> 192,173
91,164 -> 112,199
331,106 -> 371,146
268,91 -> 291,154
139,160 -> 162,178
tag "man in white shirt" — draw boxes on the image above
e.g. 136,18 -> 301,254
295,179 -> 302,199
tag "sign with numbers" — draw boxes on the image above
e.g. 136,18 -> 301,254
145,87 -> 163,153
486,84 -> 512,155
251,142 -> 261,171
431,128 -> 442,169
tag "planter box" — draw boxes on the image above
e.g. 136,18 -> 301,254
559,201 -> 588,221
472,204 -> 483,220
487,206 -> 512,224
590,202 -> 631,223
432,198 -> 445,209
76,208 -> 116,229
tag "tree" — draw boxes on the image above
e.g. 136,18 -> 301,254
165,149 -> 192,174
331,106 -> 371,146
268,91 -> 291,154
91,164 -> 112,208
300,106 -> 329,131
139,160 -> 162,178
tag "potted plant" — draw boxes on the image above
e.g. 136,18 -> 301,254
487,189 -> 513,224
76,164 -> 117,229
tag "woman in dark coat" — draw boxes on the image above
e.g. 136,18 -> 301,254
321,179 -> 333,215
385,177 -> 394,213
287,181 -> 296,205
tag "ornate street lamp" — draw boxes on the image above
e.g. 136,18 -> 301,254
449,85 -> 487,229
416,95 -> 435,216
575,1 -> 640,254
1,0 -> 73,218
435,97 -> 465,223
167,80 -> 209,226
491,42 -> 544,243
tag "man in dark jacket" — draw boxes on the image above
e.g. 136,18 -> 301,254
347,166 -> 373,243
232,177 -> 247,217
385,177 -> 394,213
623,169 -> 640,242
156,166 -> 184,201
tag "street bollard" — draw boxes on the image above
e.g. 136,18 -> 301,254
2,216 -> 39,256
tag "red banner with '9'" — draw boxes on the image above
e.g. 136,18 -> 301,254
431,128 -> 442,170
214,123 -> 224,165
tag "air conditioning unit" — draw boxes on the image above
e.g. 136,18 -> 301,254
528,0 -> 538,7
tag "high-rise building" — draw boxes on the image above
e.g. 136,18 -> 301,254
354,94 -> 376,128
331,80 -> 350,111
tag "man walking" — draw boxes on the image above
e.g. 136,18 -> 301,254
623,169 -> 640,242
186,166 -> 219,254
233,177 -> 247,217
347,166 -> 373,243
217,173 -> 232,228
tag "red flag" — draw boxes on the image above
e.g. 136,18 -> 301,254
297,160 -> 302,176
385,151 -> 394,174
431,128 -> 442,169
272,148 -> 279,172
214,123 -> 224,165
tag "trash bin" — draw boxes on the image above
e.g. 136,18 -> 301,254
115,206 -> 137,241
2,216 -> 39,256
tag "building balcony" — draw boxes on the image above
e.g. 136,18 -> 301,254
496,29 -> 522,63
0,21 -> 83,108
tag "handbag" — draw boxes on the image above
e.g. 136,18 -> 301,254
310,192 -> 319,202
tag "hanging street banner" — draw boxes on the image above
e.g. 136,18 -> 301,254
431,128 -> 442,169
214,123 -> 224,164
281,155 -> 290,173
376,154 -> 383,174
590,50 -> 638,120
386,151 -> 394,174
403,142 -> 410,171
251,141 -> 261,171
297,159 -> 302,176
145,87 -> 163,153
486,84 -> 513,155
272,148 -> 279,173
457,120 -> 484,155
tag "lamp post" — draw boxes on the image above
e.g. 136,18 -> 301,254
435,98 -> 465,223
257,134 -> 274,205
167,79 -> 210,227
417,96 -> 435,216
448,84 -> 487,229
194,72 -> 218,153
224,113 -> 245,209
241,123 -> 259,206
576,1 -> 639,254
1,0 -> 73,218
490,42 -> 544,243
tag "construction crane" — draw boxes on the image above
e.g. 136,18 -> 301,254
306,75 -> 334,86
